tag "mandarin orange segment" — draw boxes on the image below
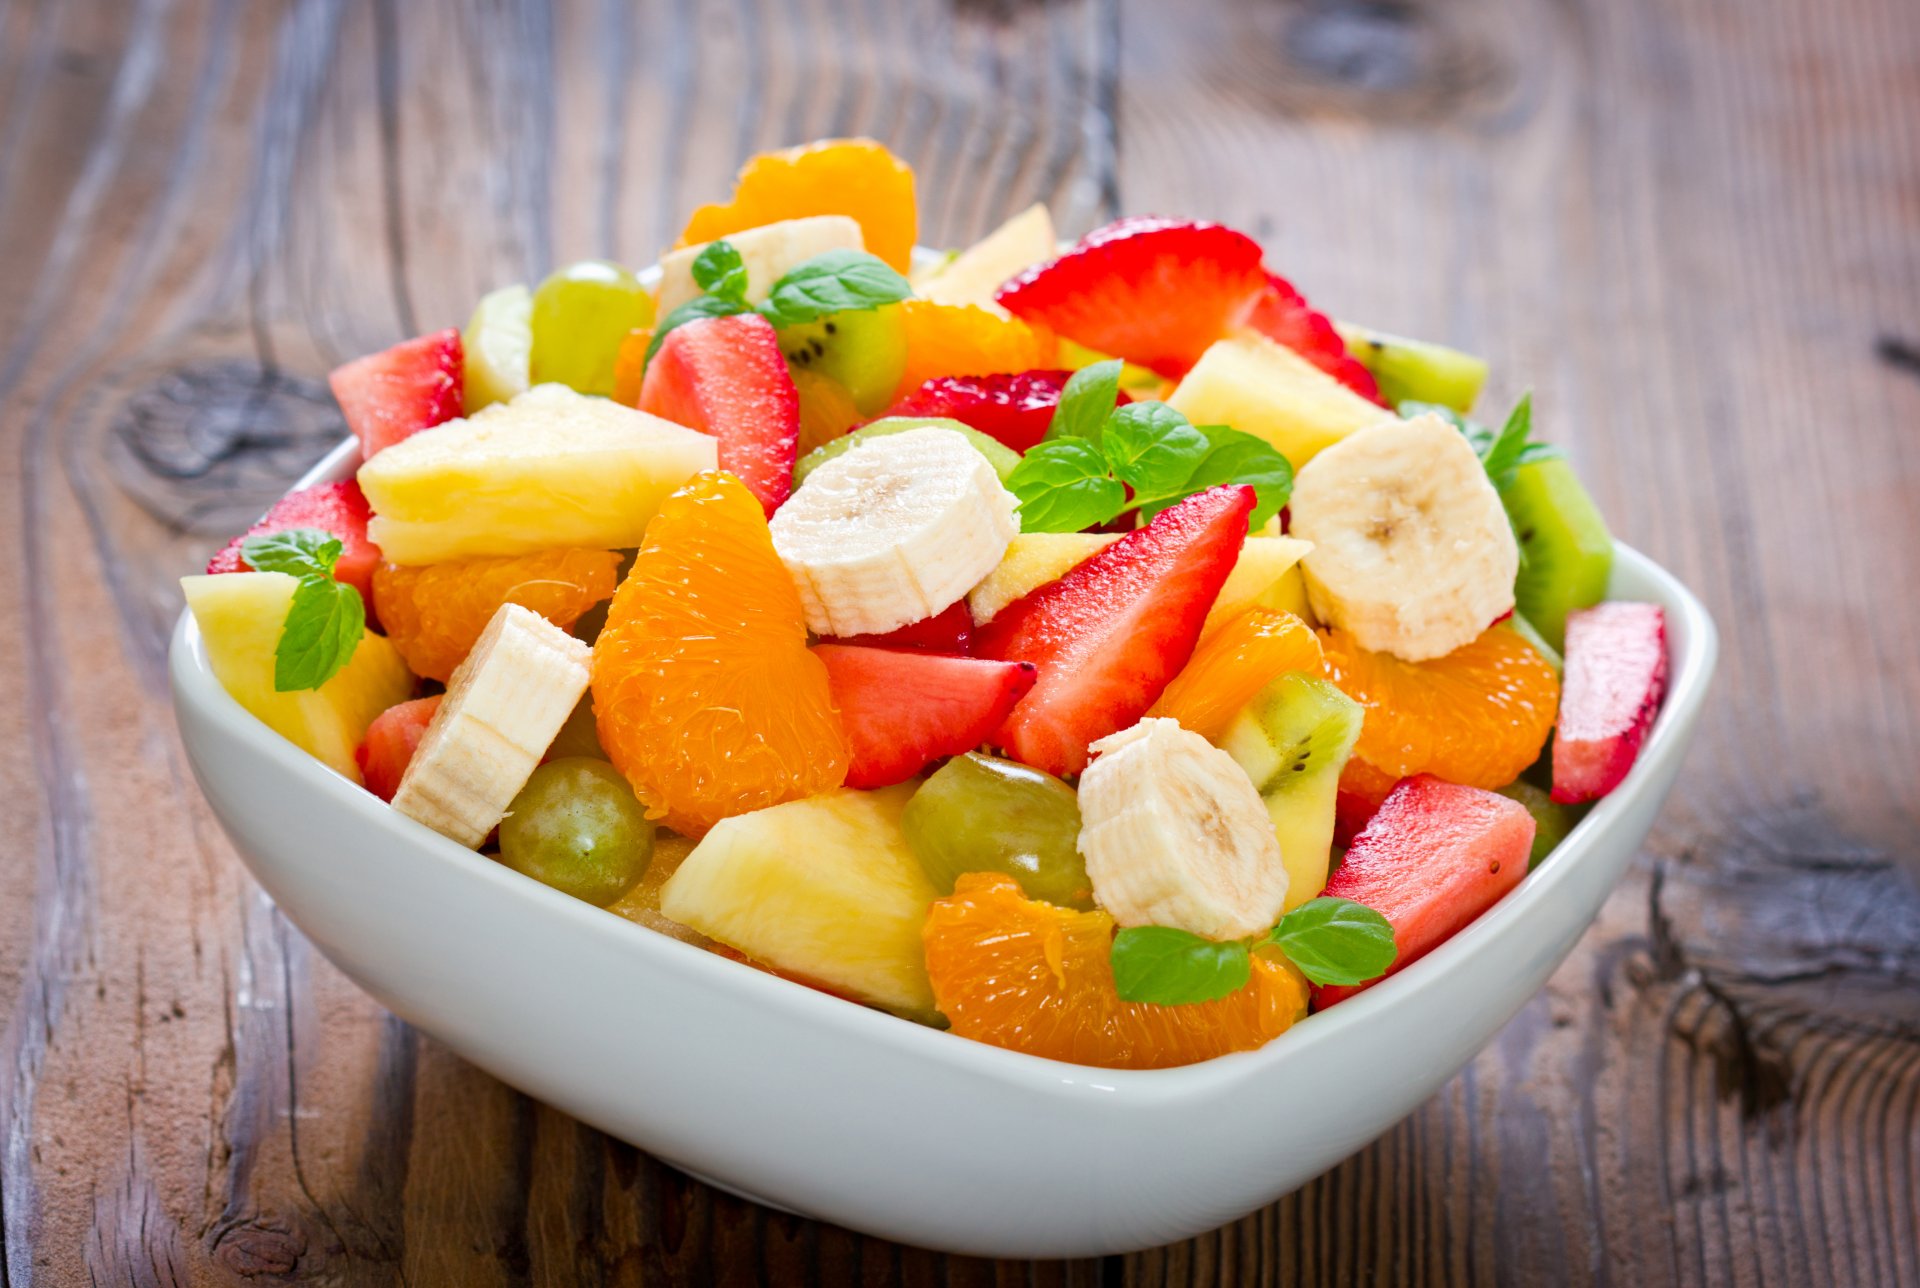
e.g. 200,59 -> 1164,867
591,472 -> 849,836
893,301 -> 1053,401
1149,608 -> 1323,742
677,139 -> 917,273
790,368 -> 862,455
923,873 -> 1308,1069
1320,622 -> 1559,790
372,548 -> 621,682
610,327 -> 654,407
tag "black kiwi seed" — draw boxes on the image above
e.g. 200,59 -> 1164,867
825,322 -> 837,335
811,339 -> 826,357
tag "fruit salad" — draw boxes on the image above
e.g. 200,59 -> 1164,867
184,138 -> 1670,1071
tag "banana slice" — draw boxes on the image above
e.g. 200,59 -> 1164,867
1076,717 -> 1288,941
770,426 -> 1020,638
1289,413 -> 1517,662
655,215 -> 864,315
391,603 -> 592,847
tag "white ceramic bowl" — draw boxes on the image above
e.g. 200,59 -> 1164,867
170,435 -> 1716,1258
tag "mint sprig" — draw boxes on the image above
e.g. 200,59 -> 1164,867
1045,359 -> 1124,446
1402,393 -> 1559,492
691,239 -> 748,301
645,242 -> 912,368
239,528 -> 364,692
1109,897 -> 1396,1005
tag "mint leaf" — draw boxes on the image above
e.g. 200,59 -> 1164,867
1266,897 -> 1396,986
1046,360 -> 1123,445
691,239 -> 747,301
1102,401 -> 1209,499
756,249 -> 912,328
1402,394 -> 1560,493
273,576 -> 364,692
1111,926 -> 1252,1005
1151,424 -> 1294,529
1007,439 -> 1126,533
241,528 -> 342,580
645,294 -> 754,364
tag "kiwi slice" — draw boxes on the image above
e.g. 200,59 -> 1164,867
1501,456 -> 1612,651
1495,779 -> 1586,869
792,416 -> 1021,488
1219,672 -> 1365,909
776,304 -> 907,416
1334,321 -> 1489,413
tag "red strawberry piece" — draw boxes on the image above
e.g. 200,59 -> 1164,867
995,218 -> 1268,379
1551,602 -> 1668,803
205,479 -> 380,604
1244,272 -> 1384,405
973,484 -> 1254,776
639,313 -> 800,516
1314,775 -> 1535,1008
821,599 -> 973,655
329,328 -> 464,459
878,369 -> 1132,453
811,645 -> 1036,789
355,695 -> 441,801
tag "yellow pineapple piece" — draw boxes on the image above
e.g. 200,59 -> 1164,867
182,572 -> 414,782
357,383 -> 716,564
912,203 -> 1056,311
1169,331 -> 1392,470
1203,535 -> 1315,635
660,784 -> 938,1021
967,532 -> 1120,625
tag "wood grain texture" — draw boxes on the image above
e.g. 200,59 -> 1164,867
1,0 -> 1915,1282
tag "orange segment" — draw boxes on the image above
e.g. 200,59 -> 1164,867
611,327 -> 654,407
790,368 -> 862,455
1149,608 -> 1322,742
923,873 -> 1308,1070
591,472 -> 849,836
1320,622 -> 1559,790
372,548 -> 621,683
678,139 -> 917,273
894,301 -> 1053,401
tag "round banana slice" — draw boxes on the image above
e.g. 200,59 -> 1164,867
1289,413 -> 1518,662
1077,718 -> 1287,941
769,425 -> 1020,638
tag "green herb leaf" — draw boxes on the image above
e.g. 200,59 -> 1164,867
691,239 -> 747,302
1402,394 -> 1561,493
1111,926 -> 1253,1005
273,575 -> 364,692
645,294 -> 754,364
1138,424 -> 1293,529
1102,401 -> 1210,498
241,528 -> 342,580
756,249 -> 912,328
1265,897 -> 1397,987
1006,439 -> 1127,533
1045,359 -> 1124,445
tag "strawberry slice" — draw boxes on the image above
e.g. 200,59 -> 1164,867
878,369 -> 1132,453
1551,602 -> 1668,803
355,695 -> 441,802
811,645 -> 1036,789
995,218 -> 1267,379
639,313 -> 800,516
1314,775 -> 1535,1008
821,599 -> 973,655
329,328 -> 464,459
205,479 -> 380,604
974,484 -> 1254,776
1244,272 -> 1384,404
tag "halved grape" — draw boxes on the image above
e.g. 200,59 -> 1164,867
499,757 -> 654,905
530,260 -> 655,397
902,753 -> 1091,908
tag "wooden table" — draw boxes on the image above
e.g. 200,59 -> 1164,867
3,0 -> 1916,1282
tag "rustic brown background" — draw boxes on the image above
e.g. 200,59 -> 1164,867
3,0 -> 1918,1283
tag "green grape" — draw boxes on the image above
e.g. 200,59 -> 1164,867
499,758 -> 654,905
529,260 -> 655,397
902,753 -> 1091,908
545,695 -> 607,760
775,304 -> 907,415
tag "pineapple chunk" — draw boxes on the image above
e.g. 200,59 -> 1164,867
660,784 -> 939,1020
912,203 -> 1057,311
967,533 -> 1120,625
1203,536 -> 1315,634
357,384 -> 717,564
655,215 -> 865,316
182,572 -> 414,782
1169,331 -> 1392,470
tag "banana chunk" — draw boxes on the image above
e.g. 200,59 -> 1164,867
1076,718 -> 1288,941
391,604 -> 592,848
770,426 -> 1020,637
1289,413 -> 1518,662
655,215 -> 864,315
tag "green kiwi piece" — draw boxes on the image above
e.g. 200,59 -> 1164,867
1334,321 -> 1489,413
1495,779 -> 1586,869
776,304 -> 907,415
1219,673 -> 1365,903
1501,456 -> 1613,652
792,416 -> 1021,488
